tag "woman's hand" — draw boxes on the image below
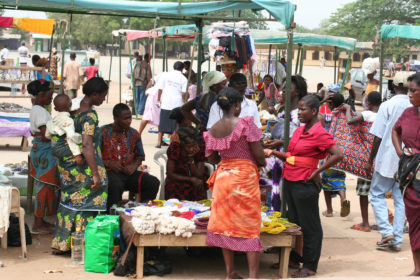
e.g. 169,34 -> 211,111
190,177 -> 204,192
75,155 -> 84,166
91,175 -> 101,190
263,139 -> 283,149
342,103 -> 351,111
264,149 -> 273,157
307,171 -> 322,190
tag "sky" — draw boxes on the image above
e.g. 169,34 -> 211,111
268,0 -> 355,30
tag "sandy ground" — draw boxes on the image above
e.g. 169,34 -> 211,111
0,58 -> 414,279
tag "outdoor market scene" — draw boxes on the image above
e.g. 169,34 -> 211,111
0,0 -> 419,279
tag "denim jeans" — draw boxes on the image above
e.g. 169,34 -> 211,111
135,85 -> 146,115
369,171 -> 405,247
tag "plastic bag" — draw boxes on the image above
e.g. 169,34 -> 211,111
85,215 -> 120,273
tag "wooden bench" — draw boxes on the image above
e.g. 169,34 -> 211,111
120,214 -> 300,279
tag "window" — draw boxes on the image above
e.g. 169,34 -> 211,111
353,53 -> 361,62
362,53 -> 370,60
312,50 -> 319,60
324,51 -> 331,60
132,40 -> 139,50
412,55 -> 418,60
303,50 -> 307,60
396,56 -> 401,63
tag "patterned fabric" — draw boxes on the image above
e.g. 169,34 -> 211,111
356,178 -> 371,196
30,137 -> 59,218
194,94 -> 216,133
204,116 -> 262,162
164,138 -> 207,201
206,231 -> 264,252
100,124 -> 145,169
207,159 -> 261,239
50,55 -> 59,80
51,109 -> 108,252
328,106 -> 375,180
321,168 -> 346,192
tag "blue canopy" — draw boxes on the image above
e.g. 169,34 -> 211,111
0,0 -> 296,28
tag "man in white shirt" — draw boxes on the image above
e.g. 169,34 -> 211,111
156,61 -> 188,147
207,72 -> 261,130
0,45 -> 9,65
18,41 -> 30,94
366,71 -> 412,251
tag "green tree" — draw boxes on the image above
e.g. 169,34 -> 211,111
324,0 -> 420,56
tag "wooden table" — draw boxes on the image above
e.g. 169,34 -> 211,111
120,214 -> 301,279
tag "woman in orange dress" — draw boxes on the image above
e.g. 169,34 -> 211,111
204,87 -> 266,279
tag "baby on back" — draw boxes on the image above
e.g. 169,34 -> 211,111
46,94 -> 83,165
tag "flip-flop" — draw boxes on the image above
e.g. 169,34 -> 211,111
292,268 -> 316,278
376,236 -> 394,248
350,224 -> 371,232
322,210 -> 333,217
340,200 -> 350,217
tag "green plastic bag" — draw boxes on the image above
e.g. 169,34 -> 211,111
85,215 -> 120,273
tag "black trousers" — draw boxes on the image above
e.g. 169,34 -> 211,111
107,170 -> 160,209
284,179 -> 323,272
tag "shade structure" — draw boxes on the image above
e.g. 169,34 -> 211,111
0,16 -> 54,35
251,30 -> 357,51
381,24 -> 420,40
0,0 -> 296,28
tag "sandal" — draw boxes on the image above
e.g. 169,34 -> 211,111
292,268 -> 316,278
322,210 -> 333,217
350,224 -> 371,232
376,235 -> 394,248
340,200 -> 350,217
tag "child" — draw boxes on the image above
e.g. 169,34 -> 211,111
320,92 -> 350,217
84,58 -> 98,81
344,91 -> 382,232
45,94 -> 83,165
187,73 -> 198,102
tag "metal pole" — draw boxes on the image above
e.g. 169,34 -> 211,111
379,32 -> 384,97
128,40 -> 138,118
268,44 -> 272,75
196,19 -> 203,98
295,44 -> 301,75
299,46 -> 304,75
339,51 -> 352,94
106,36 -> 114,103
334,46 -> 337,84
282,27 -> 294,215
162,36 -> 167,72
47,28 -> 54,72
119,35 -> 122,103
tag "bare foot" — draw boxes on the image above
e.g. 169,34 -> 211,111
226,272 -> 243,279
408,271 -> 420,276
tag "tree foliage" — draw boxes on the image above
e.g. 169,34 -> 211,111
324,0 -> 420,57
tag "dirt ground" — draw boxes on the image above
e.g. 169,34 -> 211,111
0,57 -> 414,279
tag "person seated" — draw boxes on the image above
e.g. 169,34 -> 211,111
45,94 -> 83,165
101,103 -> 159,209
165,107 -> 207,201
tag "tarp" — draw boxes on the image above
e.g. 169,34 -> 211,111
0,0 -> 296,28
0,16 -> 54,35
251,30 -> 357,51
381,24 -> 420,40
112,29 -> 162,41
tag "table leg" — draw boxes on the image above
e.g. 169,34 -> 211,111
136,246 -> 144,279
21,137 -> 28,152
279,247 -> 291,279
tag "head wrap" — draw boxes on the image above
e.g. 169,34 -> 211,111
328,83 -> 341,93
393,71 -> 415,88
203,71 -> 226,93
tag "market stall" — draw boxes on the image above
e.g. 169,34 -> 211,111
0,102 -> 31,151
379,24 -> 420,93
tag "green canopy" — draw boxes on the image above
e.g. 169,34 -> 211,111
252,30 -> 357,51
0,0 -> 296,28
381,24 -> 420,40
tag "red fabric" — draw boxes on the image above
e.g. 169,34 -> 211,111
320,104 -> 331,115
203,116 -> 262,162
0,17 -> 13,27
137,171 -> 145,202
394,107 -> 420,150
101,125 -> 145,169
179,211 -> 195,220
328,106 -> 375,180
283,122 -> 335,181
404,185 -> 420,252
84,66 -> 98,80
206,231 -> 264,252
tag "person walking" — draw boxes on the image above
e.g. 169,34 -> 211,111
156,61 -> 188,148
18,41 -> 30,94
366,71 -> 412,251
63,52 -> 83,98
392,72 -> 420,275
133,53 -> 152,115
